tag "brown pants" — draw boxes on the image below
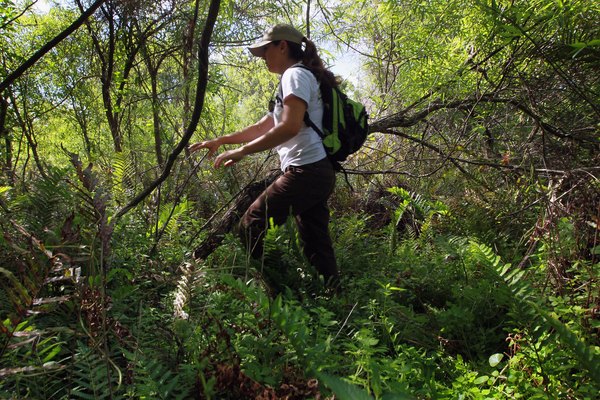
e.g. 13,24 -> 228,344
239,157 -> 338,280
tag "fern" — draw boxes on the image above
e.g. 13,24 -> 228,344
0,267 -> 32,319
151,199 -> 192,239
13,167 -> 73,236
125,356 -> 193,400
532,303 -> 600,385
111,150 -> 138,200
387,187 -> 449,251
67,152 -> 112,274
172,261 -> 206,320
469,240 -> 600,387
0,218 -> 75,358
225,277 -> 339,371
0,162 -> 115,398
71,342 -> 119,400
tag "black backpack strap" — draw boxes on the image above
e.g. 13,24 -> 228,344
303,112 -> 325,138
275,81 -> 283,107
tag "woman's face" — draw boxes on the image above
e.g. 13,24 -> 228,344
261,41 -> 290,74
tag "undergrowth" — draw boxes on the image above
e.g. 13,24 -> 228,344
0,175 -> 598,399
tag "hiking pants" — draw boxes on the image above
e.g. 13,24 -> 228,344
239,157 -> 338,280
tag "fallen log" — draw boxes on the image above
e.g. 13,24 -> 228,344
193,169 -> 282,260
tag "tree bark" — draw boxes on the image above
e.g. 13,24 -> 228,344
0,96 -> 14,185
150,71 -> 164,167
8,90 -> 47,180
181,2 -> 200,134
141,45 -> 168,167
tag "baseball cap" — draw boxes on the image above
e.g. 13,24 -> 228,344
248,24 -> 304,57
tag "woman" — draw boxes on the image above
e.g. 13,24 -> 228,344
189,24 -> 340,291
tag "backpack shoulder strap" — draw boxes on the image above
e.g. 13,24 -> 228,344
303,112 -> 324,138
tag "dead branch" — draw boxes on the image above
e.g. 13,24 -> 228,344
192,170 -> 281,260
369,94 -> 595,145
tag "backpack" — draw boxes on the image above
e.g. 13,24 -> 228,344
276,65 -> 369,167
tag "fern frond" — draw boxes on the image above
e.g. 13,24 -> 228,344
153,199 -> 192,239
71,342 -> 117,400
468,241 -> 502,269
0,219 -> 68,351
0,267 -> 32,316
471,240 -> 600,387
173,261 -> 206,320
112,150 -> 138,198
532,303 -> 600,386
17,167 -> 73,234
129,358 -> 192,400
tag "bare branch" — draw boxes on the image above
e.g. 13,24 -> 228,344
369,94 -> 593,145
112,0 -> 221,221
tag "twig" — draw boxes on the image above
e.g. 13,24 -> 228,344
333,302 -> 358,342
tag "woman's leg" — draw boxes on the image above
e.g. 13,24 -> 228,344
294,200 -> 338,281
239,159 -> 337,276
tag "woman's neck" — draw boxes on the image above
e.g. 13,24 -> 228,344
279,59 -> 302,74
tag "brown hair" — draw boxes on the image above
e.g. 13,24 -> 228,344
284,39 -> 340,88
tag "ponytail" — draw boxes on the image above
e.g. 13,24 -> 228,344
287,38 -> 339,88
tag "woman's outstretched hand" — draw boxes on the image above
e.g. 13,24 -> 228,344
189,139 -> 221,157
214,148 -> 246,168
189,138 -> 246,168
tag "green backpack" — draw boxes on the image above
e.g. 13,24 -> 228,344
276,65 -> 369,166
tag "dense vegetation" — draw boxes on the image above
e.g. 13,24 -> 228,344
1,0 -> 598,398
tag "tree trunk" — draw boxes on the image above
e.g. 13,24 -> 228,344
151,73 -> 164,167
8,90 -> 46,180
0,96 -> 14,185
70,97 -> 92,158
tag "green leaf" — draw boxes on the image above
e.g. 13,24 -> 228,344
569,39 -> 600,54
40,341 -> 63,363
316,372 -> 374,400
489,353 -> 504,367
474,375 -> 489,385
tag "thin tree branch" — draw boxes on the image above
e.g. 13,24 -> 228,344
380,128 -> 472,177
0,0 -> 38,31
112,0 -> 221,222
369,94 -> 594,145
0,0 -> 107,94
305,0 -> 311,39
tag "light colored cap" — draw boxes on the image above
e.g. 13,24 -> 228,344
248,24 -> 304,57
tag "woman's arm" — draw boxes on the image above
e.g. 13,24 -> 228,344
189,113 -> 274,156
214,95 -> 306,167
220,113 -> 275,144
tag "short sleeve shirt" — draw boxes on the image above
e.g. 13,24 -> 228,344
272,64 -> 326,171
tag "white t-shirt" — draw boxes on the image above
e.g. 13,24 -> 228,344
272,64 -> 326,171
